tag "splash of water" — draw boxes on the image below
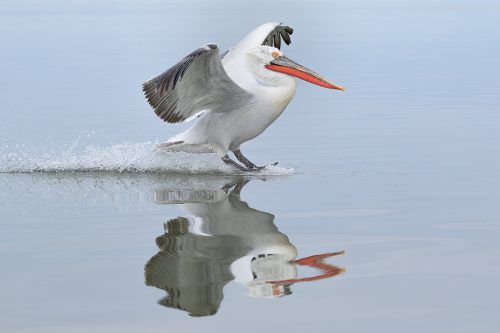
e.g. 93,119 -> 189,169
0,141 -> 293,175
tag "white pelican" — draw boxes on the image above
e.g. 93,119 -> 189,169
143,22 -> 344,171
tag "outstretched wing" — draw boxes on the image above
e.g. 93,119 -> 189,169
143,44 -> 252,123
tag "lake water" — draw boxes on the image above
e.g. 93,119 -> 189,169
1,1 -> 499,332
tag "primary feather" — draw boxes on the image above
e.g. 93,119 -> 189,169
143,44 -> 252,123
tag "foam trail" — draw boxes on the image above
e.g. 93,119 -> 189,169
0,142 -> 293,176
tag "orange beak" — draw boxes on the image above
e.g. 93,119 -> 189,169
265,55 -> 345,91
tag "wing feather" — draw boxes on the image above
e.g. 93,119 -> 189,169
261,24 -> 293,50
143,44 -> 252,123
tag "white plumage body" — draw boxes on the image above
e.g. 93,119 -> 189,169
167,77 -> 296,155
143,22 -> 342,169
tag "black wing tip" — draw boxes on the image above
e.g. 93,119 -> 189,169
142,81 -> 182,123
262,23 -> 294,49
142,80 -> 156,108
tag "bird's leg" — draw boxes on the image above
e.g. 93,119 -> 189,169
234,149 -> 259,169
234,149 -> 278,169
221,179 -> 249,193
221,182 -> 238,193
232,179 -> 250,195
221,154 -> 257,172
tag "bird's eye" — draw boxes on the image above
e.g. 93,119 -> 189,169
271,51 -> 280,59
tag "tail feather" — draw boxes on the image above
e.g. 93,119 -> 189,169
157,141 -> 213,153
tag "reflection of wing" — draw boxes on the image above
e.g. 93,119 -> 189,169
144,218 -> 247,317
143,44 -> 252,123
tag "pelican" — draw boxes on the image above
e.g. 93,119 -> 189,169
143,22 -> 344,171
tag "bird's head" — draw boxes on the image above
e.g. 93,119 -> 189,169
246,45 -> 344,91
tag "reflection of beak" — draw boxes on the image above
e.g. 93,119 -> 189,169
265,56 -> 345,91
268,251 -> 345,284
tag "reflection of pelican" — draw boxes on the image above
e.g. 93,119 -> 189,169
145,179 -> 344,316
